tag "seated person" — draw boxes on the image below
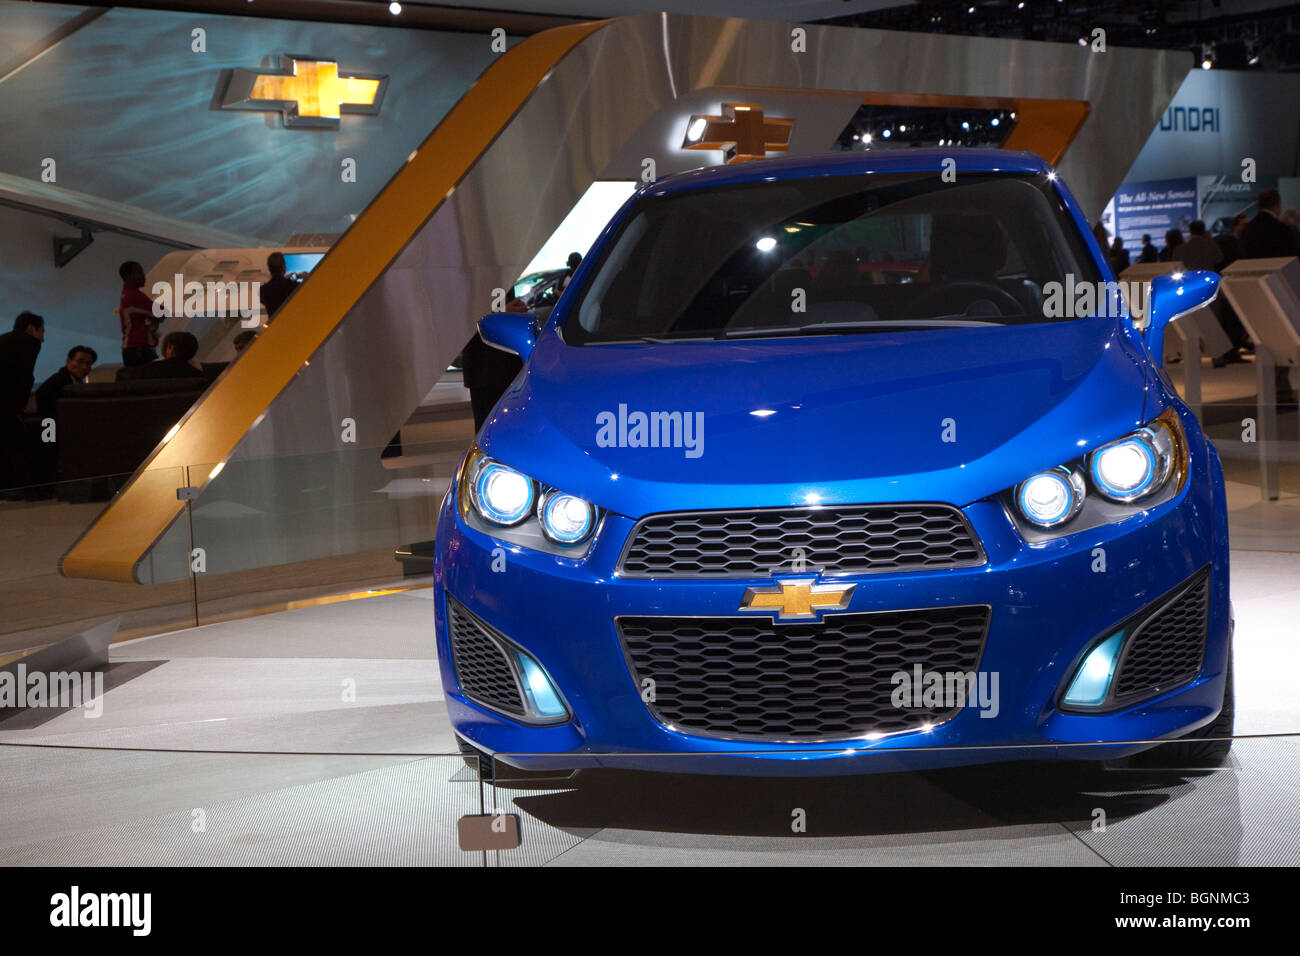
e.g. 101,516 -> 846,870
35,345 -> 97,419
116,331 -> 205,381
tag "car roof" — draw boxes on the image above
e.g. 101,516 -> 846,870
642,148 -> 1053,198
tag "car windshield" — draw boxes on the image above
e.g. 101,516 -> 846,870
564,171 -> 1104,345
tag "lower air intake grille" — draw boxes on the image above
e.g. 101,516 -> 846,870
618,606 -> 990,740
1113,572 -> 1211,701
447,599 -> 525,718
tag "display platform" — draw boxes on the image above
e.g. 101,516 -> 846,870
1,547 -> 1296,867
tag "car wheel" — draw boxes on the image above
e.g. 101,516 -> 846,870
1129,649 -> 1234,769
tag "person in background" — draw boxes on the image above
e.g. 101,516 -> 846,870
118,331 -> 204,381
1212,215 -> 1253,360
1240,189 -> 1300,405
259,252 -> 300,321
1241,189 -> 1299,259
29,344 -> 95,492
1158,229 -> 1184,263
1179,222 -> 1236,368
1137,233 -> 1159,264
1180,221 -> 1223,272
1217,214 -> 1248,268
1283,208 -> 1300,236
1092,220 -> 1110,253
232,329 -> 258,353
118,261 -> 160,366
35,345 -> 96,420
0,312 -> 45,494
1109,236 -> 1130,273
557,251 -> 582,292
461,291 -> 526,431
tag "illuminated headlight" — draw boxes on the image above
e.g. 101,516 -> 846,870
539,491 -> 596,545
1015,467 -> 1085,528
457,447 -> 605,557
471,461 -> 534,526
1089,423 -> 1174,503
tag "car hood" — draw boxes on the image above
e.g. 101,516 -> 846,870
479,318 -> 1149,517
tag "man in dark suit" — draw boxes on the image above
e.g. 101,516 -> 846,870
259,252 -> 300,322
1241,189 -> 1300,259
35,345 -> 97,420
1240,190 -> 1300,404
116,331 -> 205,381
0,312 -> 45,492
461,293 -> 528,431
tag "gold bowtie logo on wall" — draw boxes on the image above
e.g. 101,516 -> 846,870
682,103 -> 795,163
220,55 -> 388,129
740,578 -> 856,621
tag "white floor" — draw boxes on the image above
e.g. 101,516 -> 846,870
0,550 -> 1297,867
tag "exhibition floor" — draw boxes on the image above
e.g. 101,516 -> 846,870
0,543 -> 1297,867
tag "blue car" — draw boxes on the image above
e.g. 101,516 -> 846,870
434,148 -> 1232,777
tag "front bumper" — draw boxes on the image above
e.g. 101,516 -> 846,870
433,420 -> 1230,777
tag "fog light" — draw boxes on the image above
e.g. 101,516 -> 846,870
508,648 -> 567,720
1063,631 -> 1125,707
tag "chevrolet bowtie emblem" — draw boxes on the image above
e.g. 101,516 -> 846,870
682,103 -> 795,164
740,578 -> 856,621
220,55 -> 388,129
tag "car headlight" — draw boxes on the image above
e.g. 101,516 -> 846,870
457,447 -> 603,556
1088,423 -> 1174,503
470,460 -> 534,526
539,490 -> 596,545
1005,408 -> 1187,541
1014,467 -> 1085,528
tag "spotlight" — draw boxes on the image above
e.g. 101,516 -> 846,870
882,128 -> 892,138
388,1 -> 401,13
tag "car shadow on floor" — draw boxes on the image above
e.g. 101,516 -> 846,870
502,761 -> 1227,839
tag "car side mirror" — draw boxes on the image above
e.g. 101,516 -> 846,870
478,312 -> 536,361
1143,270 -> 1220,365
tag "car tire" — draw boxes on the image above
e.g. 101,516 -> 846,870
1129,649 -> 1234,769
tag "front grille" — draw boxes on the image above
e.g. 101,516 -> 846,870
618,504 -> 984,578
1113,572 -> 1210,701
447,599 -> 525,717
618,606 -> 990,740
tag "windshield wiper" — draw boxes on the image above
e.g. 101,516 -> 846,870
594,333 -> 718,344
720,318 -> 1001,339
